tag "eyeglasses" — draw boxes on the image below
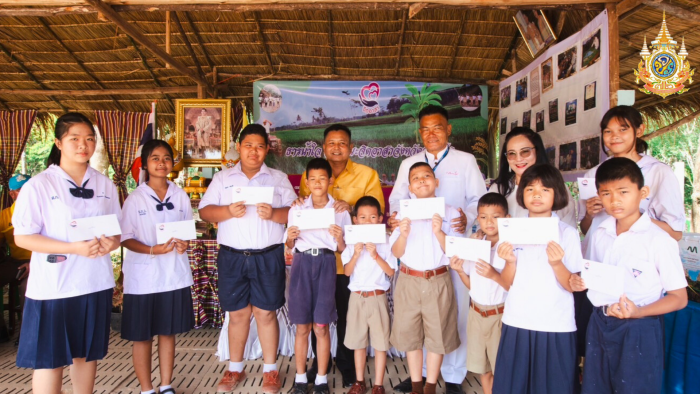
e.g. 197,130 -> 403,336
505,147 -> 536,160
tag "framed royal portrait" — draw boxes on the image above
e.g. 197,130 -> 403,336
175,99 -> 232,167
513,10 -> 557,57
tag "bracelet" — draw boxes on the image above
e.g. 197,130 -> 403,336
149,245 -> 155,259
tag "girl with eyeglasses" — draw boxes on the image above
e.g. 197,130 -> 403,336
13,113 -> 122,394
488,127 -> 577,227
120,139 -> 194,394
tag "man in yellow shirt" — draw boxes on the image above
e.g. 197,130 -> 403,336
0,174 -> 31,343
298,124 -> 384,387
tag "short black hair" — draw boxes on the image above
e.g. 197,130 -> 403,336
478,192 -> 509,214
141,139 -> 174,169
353,196 -> 383,217
240,124 -> 269,146
418,105 -> 449,122
305,157 -> 333,179
595,157 -> 644,190
516,164 -> 569,211
323,124 -> 352,141
493,127 -> 548,197
408,161 -> 434,181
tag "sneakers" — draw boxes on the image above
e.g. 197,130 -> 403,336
262,371 -> 282,393
348,381 -> 367,394
371,386 -> 386,394
312,383 -> 330,394
288,382 -> 309,394
216,370 -> 247,393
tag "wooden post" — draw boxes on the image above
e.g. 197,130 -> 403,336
165,11 -> 171,69
197,83 -> 206,99
212,66 -> 219,98
607,3 -> 620,107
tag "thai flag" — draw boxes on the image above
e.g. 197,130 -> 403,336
131,101 -> 156,184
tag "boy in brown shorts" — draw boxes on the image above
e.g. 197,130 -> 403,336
450,193 -> 510,394
389,162 -> 461,394
342,196 -> 398,394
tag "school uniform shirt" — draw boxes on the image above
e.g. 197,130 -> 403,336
199,163 -> 297,250
463,237 -> 508,306
120,182 -> 195,295
342,235 -> 398,292
487,182 -> 577,228
587,213 -> 687,307
285,194 -> 352,252
579,154 -> 685,258
388,202 -> 462,271
501,213 -> 583,333
11,165 -> 121,300
389,146 -> 486,230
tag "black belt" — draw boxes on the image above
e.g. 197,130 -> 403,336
295,248 -> 334,256
220,243 -> 282,256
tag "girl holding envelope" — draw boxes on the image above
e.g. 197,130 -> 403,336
12,113 -> 122,394
120,139 -> 194,394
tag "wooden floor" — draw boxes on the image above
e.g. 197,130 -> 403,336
0,326 -> 484,394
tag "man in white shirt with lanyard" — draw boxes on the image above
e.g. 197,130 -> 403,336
388,105 -> 486,394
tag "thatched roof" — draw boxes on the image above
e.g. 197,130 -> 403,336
0,0 -> 699,131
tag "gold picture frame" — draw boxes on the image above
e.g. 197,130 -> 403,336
175,99 -> 232,167
513,10 -> 557,58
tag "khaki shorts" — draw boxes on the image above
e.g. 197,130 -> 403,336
466,300 -> 504,374
344,292 -> 391,351
390,270 -> 460,354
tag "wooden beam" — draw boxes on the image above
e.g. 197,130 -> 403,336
637,89 -> 700,109
641,108 -> 700,141
171,11 -> 207,85
127,35 -> 175,108
252,11 -> 274,75
214,71 -> 500,86
0,86 -> 201,96
641,0 -> 700,24
327,10 -> 335,76
165,11 -> 171,69
555,10 -> 567,36
395,9 -> 408,77
498,33 -> 521,78
409,2 -> 429,19
616,0 -> 642,16
0,42 -> 68,113
182,11 -> 214,70
84,0 -> 209,89
607,2 -> 620,107
448,10 -> 467,79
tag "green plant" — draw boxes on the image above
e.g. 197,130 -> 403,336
400,83 -> 443,141
111,250 -> 124,312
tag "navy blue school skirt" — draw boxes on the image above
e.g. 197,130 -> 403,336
493,324 -> 577,394
16,288 -> 113,370
121,286 -> 194,342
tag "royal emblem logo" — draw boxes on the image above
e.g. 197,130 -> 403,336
358,82 -> 381,114
159,224 -> 165,230
501,219 -> 510,228
70,221 -> 77,227
581,179 -> 589,186
635,12 -> 694,98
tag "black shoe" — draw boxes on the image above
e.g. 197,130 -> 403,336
312,383 -> 330,394
306,366 -> 317,384
444,383 -> 464,394
0,325 -> 9,344
392,377 -> 425,393
342,375 -> 355,388
288,382 -> 309,394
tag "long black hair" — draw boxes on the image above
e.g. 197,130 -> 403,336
493,127 -> 548,197
599,106 -> 648,155
47,112 -> 95,167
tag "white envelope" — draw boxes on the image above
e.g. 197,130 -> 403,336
577,178 -> 598,200
155,220 -> 197,244
399,197 -> 445,220
67,214 -> 122,242
497,217 -> 560,244
231,186 -> 274,205
292,208 -> 335,230
445,236 -> 491,264
344,224 -> 386,244
581,259 -> 625,298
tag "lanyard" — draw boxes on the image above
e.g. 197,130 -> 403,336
424,148 -> 450,171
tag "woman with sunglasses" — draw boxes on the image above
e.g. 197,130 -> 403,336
488,127 -> 576,227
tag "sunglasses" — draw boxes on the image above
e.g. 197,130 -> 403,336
505,147 -> 536,161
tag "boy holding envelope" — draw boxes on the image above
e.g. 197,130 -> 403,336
341,196 -> 397,394
285,158 -> 352,394
390,162 -> 461,394
450,193 -> 510,394
570,158 -> 687,394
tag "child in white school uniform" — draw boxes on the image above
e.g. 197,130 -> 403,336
13,113 -> 122,394
492,164 -> 583,394
390,162 -> 461,394
285,158 -> 352,394
120,140 -> 194,394
570,158 -> 687,394
198,124 -> 297,394
342,196 -> 397,394
450,193 -> 511,394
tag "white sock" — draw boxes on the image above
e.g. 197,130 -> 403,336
263,363 -> 277,373
140,390 -> 155,394
159,385 -> 173,392
228,361 -> 244,373
315,374 -> 328,385
296,373 -> 308,384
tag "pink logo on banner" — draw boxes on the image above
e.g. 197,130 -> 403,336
70,221 -> 77,227
359,82 -> 381,114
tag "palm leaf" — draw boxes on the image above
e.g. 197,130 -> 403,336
405,84 -> 419,97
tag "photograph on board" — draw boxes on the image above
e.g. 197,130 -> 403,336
584,81 -> 597,111
557,45 -> 578,80
549,98 -> 559,123
546,146 -> 556,166
580,136 -> 601,169
500,85 -> 512,108
523,110 -> 532,128
581,29 -> 602,70
530,68 -> 541,106
558,141 -> 577,172
500,117 -> 508,135
536,110 -> 545,132
565,99 -> 577,126
541,57 -> 554,92
516,76 -> 528,102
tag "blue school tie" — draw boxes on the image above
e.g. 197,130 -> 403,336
67,179 -> 94,199
150,195 -> 174,211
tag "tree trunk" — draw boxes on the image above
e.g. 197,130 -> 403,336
692,138 -> 700,233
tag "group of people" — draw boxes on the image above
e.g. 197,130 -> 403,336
5,103 -> 688,394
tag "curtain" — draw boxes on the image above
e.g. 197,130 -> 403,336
0,110 -> 36,210
94,110 -> 150,204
